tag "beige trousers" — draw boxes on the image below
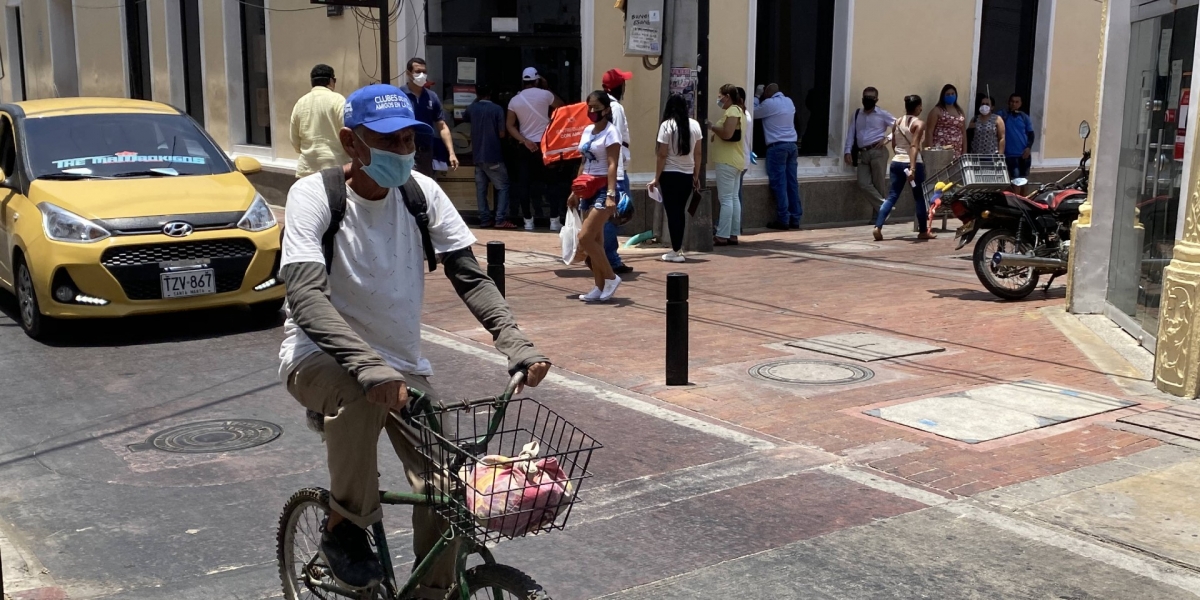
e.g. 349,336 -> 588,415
286,351 -> 460,595
856,145 -> 890,208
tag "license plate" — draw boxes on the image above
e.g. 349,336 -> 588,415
160,268 -> 215,299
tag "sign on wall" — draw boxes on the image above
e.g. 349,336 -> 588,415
624,0 -> 663,57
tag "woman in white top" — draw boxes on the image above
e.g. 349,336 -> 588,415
567,91 -> 623,302
648,94 -> 703,263
874,94 -> 936,241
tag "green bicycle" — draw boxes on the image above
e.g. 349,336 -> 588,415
276,372 -> 600,599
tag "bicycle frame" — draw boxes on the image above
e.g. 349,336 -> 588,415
300,373 -> 526,600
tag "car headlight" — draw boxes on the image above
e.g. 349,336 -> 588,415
237,195 -> 277,232
39,203 -> 110,243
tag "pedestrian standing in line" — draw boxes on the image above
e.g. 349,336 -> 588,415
507,67 -> 566,231
755,83 -> 801,230
290,64 -> 349,178
997,93 -> 1035,179
843,87 -> 896,219
706,84 -> 746,246
874,95 -> 936,241
401,58 -> 458,177
463,85 -> 514,229
602,68 -> 634,274
567,91 -> 623,302
926,84 -> 966,158
647,94 -> 702,263
968,95 -> 1006,155
736,87 -> 753,216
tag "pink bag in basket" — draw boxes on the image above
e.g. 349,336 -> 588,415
460,441 -> 574,537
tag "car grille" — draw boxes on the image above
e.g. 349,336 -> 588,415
100,239 -> 258,300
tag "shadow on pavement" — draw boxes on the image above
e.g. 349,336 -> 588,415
928,286 -> 1067,303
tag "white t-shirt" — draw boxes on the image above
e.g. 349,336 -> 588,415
579,123 -> 622,177
610,99 -> 632,178
507,88 -> 556,142
278,171 -> 476,381
742,108 -> 754,170
656,118 -> 703,174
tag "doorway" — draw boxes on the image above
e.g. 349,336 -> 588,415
125,0 -> 152,100
5,6 -> 25,101
180,0 -> 205,125
976,0 -> 1039,112
1107,4 -> 1199,349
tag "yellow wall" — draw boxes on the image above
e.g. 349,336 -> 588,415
74,1 -> 126,98
851,0 -> 978,125
201,0 -> 230,148
16,1 -> 54,100
1045,0 -> 1102,159
266,0 -> 388,159
148,0 -> 171,105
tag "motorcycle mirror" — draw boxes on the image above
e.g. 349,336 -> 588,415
1079,121 -> 1091,140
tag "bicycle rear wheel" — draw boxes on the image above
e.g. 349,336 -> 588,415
462,564 -> 551,599
277,487 -> 383,600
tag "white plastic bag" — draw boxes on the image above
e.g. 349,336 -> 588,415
560,208 -> 583,265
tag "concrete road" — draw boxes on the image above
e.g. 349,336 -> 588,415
0,297 -> 1197,599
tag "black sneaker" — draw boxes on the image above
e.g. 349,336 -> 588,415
789,222 -> 801,230
614,264 -> 634,274
319,517 -> 384,590
765,221 -> 790,231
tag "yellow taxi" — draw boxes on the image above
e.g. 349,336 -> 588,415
0,98 -> 284,338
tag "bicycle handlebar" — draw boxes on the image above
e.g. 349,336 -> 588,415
399,370 -> 528,424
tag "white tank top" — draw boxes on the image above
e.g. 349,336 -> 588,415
892,116 -> 923,164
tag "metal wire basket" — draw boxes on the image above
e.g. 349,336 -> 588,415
923,153 -> 1011,202
412,396 -> 600,545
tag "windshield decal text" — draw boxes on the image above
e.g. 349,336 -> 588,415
53,153 -> 207,170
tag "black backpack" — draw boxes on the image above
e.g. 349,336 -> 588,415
315,166 -> 437,274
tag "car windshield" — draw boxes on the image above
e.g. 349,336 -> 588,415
23,113 -> 232,180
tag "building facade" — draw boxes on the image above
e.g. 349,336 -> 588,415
1068,0 -> 1200,398
0,0 -> 1100,224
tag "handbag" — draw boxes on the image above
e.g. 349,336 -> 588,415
571,174 -> 606,200
850,109 -> 861,166
687,188 -> 703,217
560,208 -> 583,265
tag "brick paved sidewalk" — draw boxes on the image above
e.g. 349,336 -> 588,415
423,222 -> 1162,499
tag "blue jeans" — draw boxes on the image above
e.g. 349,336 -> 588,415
766,142 -> 801,225
876,162 -> 928,232
715,163 -> 742,238
604,176 -> 629,267
474,162 -> 510,224
1005,155 -> 1031,179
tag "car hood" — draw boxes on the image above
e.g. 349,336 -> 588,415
28,172 -> 259,220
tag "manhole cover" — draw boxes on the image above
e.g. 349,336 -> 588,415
128,419 -> 282,454
749,359 -> 874,385
818,242 -> 880,252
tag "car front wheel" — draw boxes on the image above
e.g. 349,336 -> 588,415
15,256 -> 48,339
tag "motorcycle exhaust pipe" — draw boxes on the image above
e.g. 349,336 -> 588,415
992,252 -> 1067,270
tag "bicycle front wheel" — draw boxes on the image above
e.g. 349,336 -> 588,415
462,564 -> 551,599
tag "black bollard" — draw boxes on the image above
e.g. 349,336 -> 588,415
486,241 -> 506,298
666,272 -> 689,385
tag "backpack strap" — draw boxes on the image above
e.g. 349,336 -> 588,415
400,177 -> 438,273
319,167 -> 348,274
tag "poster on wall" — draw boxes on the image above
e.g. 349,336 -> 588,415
457,58 -> 477,84
669,67 -> 699,119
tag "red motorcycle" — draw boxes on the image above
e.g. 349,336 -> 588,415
946,121 -> 1091,300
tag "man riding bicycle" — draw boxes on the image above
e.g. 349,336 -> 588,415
278,83 -> 551,597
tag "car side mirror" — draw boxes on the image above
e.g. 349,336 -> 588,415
234,156 -> 262,175
1079,121 -> 1091,140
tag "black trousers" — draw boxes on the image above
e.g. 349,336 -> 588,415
415,147 -> 435,177
514,146 -> 547,220
660,171 -> 693,252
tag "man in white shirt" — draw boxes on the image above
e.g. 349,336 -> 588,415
506,67 -> 565,230
279,84 -> 550,595
601,68 -> 634,274
843,86 -> 897,217
289,64 -> 349,178
755,84 -> 801,229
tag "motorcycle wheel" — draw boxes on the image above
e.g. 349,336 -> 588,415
973,229 -> 1040,301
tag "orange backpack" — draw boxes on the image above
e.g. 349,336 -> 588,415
540,103 -> 589,166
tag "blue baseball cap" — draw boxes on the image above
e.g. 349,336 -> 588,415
343,84 -> 433,136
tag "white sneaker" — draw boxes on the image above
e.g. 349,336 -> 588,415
579,286 -> 603,302
524,218 -> 535,231
599,276 -> 621,301
549,217 -> 562,232
661,251 -> 685,263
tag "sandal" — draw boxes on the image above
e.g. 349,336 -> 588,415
917,231 -> 938,240
872,227 -> 883,241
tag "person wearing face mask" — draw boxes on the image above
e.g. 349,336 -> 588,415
507,67 -> 566,231
996,93 -> 1035,179
706,83 -> 746,246
843,87 -> 896,219
278,83 -> 551,595
568,91 -> 624,302
926,83 -> 967,158
968,95 -> 1006,155
402,57 -> 458,176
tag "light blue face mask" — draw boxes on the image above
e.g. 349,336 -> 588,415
355,131 -> 415,188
